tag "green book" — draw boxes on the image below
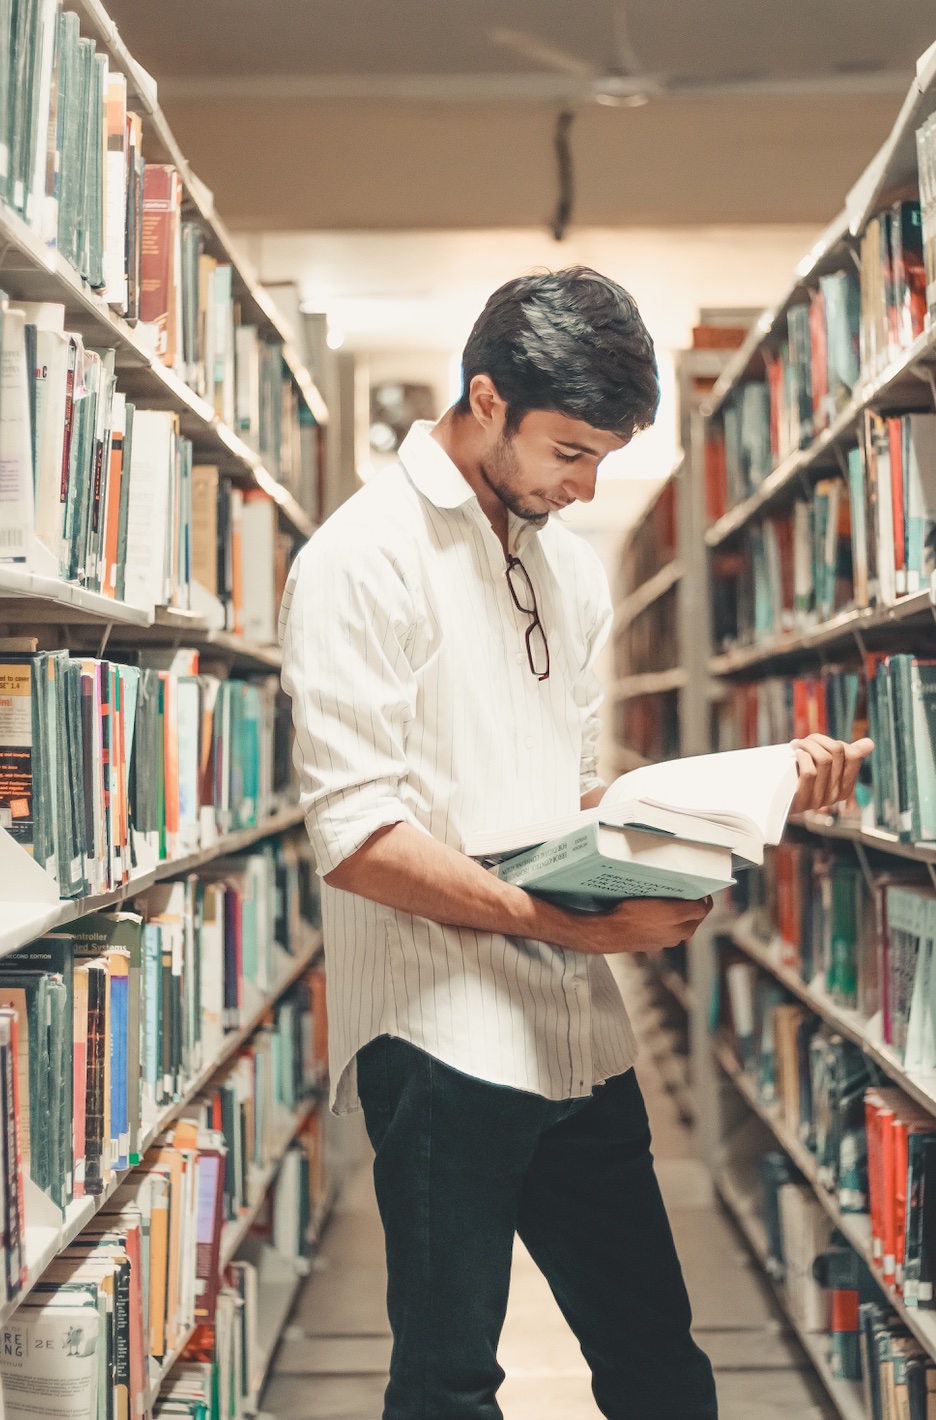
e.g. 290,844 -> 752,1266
0,0 -> 12,208
493,822 -> 734,911
889,653 -> 916,841
55,9 -> 80,269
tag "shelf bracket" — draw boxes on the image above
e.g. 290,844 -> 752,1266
850,625 -> 869,664
853,839 -> 877,896
96,621 -> 114,660
927,862 -> 936,895
832,443 -> 851,481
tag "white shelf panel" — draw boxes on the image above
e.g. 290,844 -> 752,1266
714,1166 -> 868,1420
0,929 -> 324,1328
715,1036 -> 936,1368
709,588 -> 934,675
0,805 -> 308,961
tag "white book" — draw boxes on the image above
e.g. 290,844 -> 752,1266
235,324 -> 260,449
240,494 -> 277,644
122,409 -> 175,614
103,74 -> 129,311
464,743 -> 799,870
0,309 -> 36,563
10,302 -> 68,565
0,1301 -> 101,1420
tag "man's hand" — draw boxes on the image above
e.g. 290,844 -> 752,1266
544,894 -> 714,957
789,733 -> 874,815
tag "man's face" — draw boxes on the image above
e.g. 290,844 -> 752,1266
479,408 -> 630,522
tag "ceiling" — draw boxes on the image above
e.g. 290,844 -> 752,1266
103,0 -> 936,230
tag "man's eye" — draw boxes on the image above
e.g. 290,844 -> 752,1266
555,451 -> 579,463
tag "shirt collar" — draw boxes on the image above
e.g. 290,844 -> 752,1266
398,420 -> 476,510
398,420 -> 549,552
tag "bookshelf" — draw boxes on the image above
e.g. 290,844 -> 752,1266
0,2 -> 341,1416
683,36 -> 936,1412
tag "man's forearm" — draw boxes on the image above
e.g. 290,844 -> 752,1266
324,821 -> 579,950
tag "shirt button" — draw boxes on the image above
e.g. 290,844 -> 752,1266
524,736 -> 535,749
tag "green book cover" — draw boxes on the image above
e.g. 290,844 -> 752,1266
55,9 -> 80,269
86,52 -> 106,289
0,968 -> 52,1197
829,862 -> 858,1006
889,654 -> 917,840
73,37 -> 93,281
9,935 -> 74,1205
873,660 -> 899,832
910,661 -> 936,841
494,821 -> 734,911
0,0 -> 12,208
114,401 -> 134,604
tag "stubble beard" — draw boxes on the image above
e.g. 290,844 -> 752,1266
479,429 -> 548,522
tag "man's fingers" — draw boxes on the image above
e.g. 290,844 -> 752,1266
791,746 -> 818,812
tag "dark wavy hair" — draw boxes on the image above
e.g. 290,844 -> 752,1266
455,266 -> 660,438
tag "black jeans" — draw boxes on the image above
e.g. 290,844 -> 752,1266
356,1035 -> 718,1420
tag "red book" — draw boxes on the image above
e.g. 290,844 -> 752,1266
865,1089 -> 885,1264
809,289 -> 829,432
704,432 -> 727,523
888,416 -> 906,590
140,164 -> 181,365
792,679 -> 811,740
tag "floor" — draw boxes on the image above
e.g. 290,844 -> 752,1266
261,957 -> 835,1420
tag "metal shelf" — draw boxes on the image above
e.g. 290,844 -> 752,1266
0,806 -> 307,961
709,589 -> 935,675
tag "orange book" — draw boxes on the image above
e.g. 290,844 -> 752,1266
101,397 -> 126,599
888,416 -> 906,590
144,1146 -> 188,1350
865,1089 -> 886,1265
879,1096 -> 897,1284
229,487 -> 244,635
146,1171 -> 171,1359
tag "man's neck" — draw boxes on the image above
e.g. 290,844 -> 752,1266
431,408 -> 509,552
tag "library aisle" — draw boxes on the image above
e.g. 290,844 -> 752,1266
261,956 -> 835,1420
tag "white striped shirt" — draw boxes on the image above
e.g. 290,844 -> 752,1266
279,420 -> 637,1113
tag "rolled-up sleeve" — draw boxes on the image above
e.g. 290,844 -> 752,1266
575,559 -> 613,796
279,527 -> 424,876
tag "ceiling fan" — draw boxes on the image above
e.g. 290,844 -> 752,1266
489,2 -> 902,107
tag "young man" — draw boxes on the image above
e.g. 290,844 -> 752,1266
280,268 -> 872,1420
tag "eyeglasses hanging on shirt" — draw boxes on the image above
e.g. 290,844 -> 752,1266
505,555 -> 550,681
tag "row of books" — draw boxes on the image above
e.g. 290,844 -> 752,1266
743,839 -> 936,1060
617,479 -> 676,600
759,1156 -> 936,1413
0,645 -> 295,898
707,181 -> 934,521
711,265 -> 861,509
151,1113 -> 326,1420
0,5 -> 321,517
614,584 -> 678,678
723,947 -> 936,1326
0,840 -> 321,1286
711,410 -> 936,653
1,295 -> 292,636
0,1081 -> 325,1420
716,648 -> 936,847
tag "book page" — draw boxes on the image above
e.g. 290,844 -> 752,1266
602,743 -> 798,844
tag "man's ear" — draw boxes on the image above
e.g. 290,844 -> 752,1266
468,374 -> 507,432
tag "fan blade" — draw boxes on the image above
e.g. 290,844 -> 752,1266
488,26 -> 595,80
659,70 -> 910,100
610,2 -> 642,77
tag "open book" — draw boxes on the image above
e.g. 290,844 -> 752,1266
463,745 -> 799,909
